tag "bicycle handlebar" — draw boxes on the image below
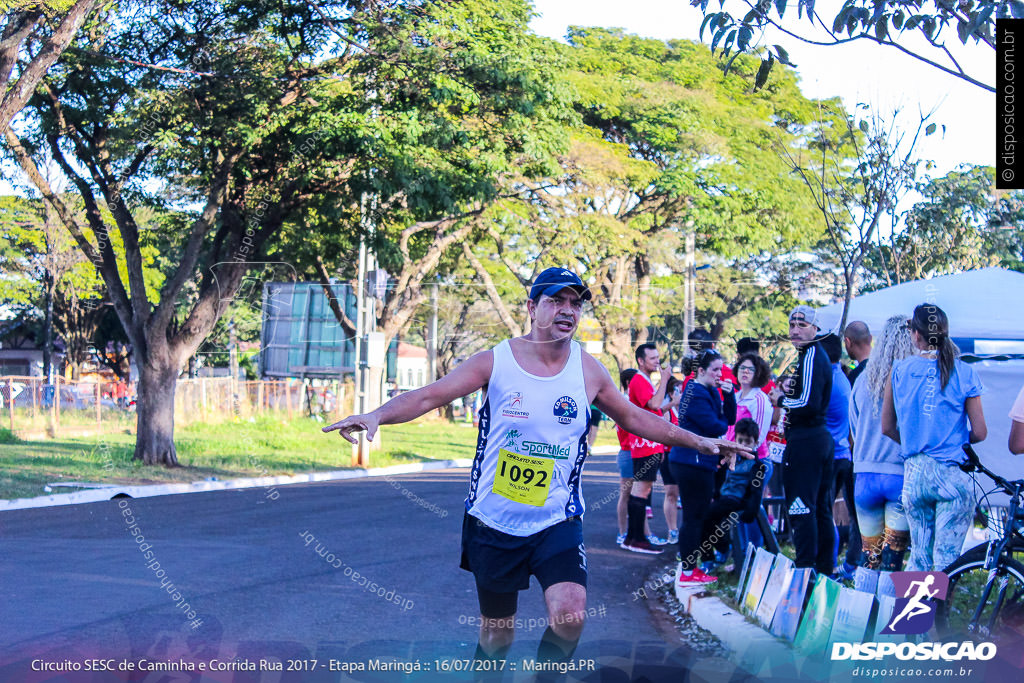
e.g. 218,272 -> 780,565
961,444 -> 1024,498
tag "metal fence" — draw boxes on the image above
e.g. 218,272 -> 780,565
0,376 -> 348,440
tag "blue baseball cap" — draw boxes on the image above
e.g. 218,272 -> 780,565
529,267 -> 592,302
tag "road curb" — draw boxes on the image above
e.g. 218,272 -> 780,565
674,568 -> 796,678
0,458 -> 474,512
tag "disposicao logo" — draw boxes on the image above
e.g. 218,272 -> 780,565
882,571 -> 948,635
831,571 -> 997,663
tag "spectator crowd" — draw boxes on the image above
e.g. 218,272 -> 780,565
607,303 -> 1024,593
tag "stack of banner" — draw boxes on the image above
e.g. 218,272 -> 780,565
735,544 -> 907,653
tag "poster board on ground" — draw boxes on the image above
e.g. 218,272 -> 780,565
770,567 -> 813,641
735,542 -> 756,602
742,547 -> 776,615
877,571 -> 896,600
827,586 -> 877,650
872,595 -> 906,642
793,575 -> 841,654
854,567 -> 878,595
755,554 -> 794,627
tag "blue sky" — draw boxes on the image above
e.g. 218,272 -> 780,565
530,0 -> 996,178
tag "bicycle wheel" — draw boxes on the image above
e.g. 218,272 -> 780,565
935,553 -> 1024,643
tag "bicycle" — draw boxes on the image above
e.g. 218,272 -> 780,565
934,444 -> 1024,643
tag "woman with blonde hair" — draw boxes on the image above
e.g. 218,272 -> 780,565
848,315 -> 914,592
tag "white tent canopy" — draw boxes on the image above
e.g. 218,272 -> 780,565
816,268 -> 1024,500
815,267 -> 1024,342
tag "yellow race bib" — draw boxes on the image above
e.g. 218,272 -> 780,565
493,448 -> 554,507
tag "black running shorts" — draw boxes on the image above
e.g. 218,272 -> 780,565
631,453 -> 661,482
460,513 -> 587,618
658,451 -> 677,486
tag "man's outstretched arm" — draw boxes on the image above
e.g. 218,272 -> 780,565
323,350 -> 493,443
585,355 -> 753,468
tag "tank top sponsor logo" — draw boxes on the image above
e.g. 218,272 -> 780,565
502,429 -> 521,449
502,391 -> 530,419
522,440 -> 570,459
553,395 -> 578,424
502,429 -> 570,459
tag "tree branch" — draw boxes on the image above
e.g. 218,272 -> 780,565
0,0 -> 104,132
0,11 -> 43,88
5,128 -> 135,337
461,241 -> 523,337
314,254 -> 357,337
739,4 -> 995,92
148,149 -> 239,336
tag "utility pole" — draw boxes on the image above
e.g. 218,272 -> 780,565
353,235 -> 367,466
43,267 -> 54,385
684,228 -> 696,350
228,316 -> 239,417
353,68 -> 383,465
428,277 -> 438,383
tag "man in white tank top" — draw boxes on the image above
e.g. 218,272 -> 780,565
324,267 -> 752,672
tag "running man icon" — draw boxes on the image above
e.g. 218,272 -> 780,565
882,571 -> 950,634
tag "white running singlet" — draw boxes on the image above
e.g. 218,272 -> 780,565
465,339 -> 591,536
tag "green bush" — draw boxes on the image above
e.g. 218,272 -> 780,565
0,428 -> 18,444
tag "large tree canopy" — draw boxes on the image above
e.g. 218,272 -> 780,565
463,27 -> 849,370
5,0 -> 573,465
270,0 -> 574,347
864,164 -> 1024,286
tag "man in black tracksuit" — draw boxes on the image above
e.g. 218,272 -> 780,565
771,305 -> 834,575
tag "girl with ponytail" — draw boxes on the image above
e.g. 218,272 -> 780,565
881,304 -> 988,572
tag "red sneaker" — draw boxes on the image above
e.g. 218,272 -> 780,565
692,567 -> 718,583
678,567 -> 718,585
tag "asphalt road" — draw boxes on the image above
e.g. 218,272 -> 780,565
0,452 -> 749,682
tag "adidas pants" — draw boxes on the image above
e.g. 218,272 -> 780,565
782,426 -> 835,574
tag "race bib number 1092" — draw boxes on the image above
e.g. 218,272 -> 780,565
493,448 -> 553,507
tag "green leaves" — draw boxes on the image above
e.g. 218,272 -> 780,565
863,165 -> 1024,284
874,16 -> 888,41
693,0 -> 996,91
754,55 -> 774,91
773,44 -> 793,66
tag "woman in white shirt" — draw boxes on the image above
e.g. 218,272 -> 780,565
731,353 -> 773,453
727,353 -> 774,559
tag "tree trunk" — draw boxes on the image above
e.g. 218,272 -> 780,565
839,268 -> 855,334
710,314 -> 727,343
134,356 -> 181,466
603,325 -> 634,377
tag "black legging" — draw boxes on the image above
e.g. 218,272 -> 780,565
833,457 -> 861,567
670,461 -> 716,571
